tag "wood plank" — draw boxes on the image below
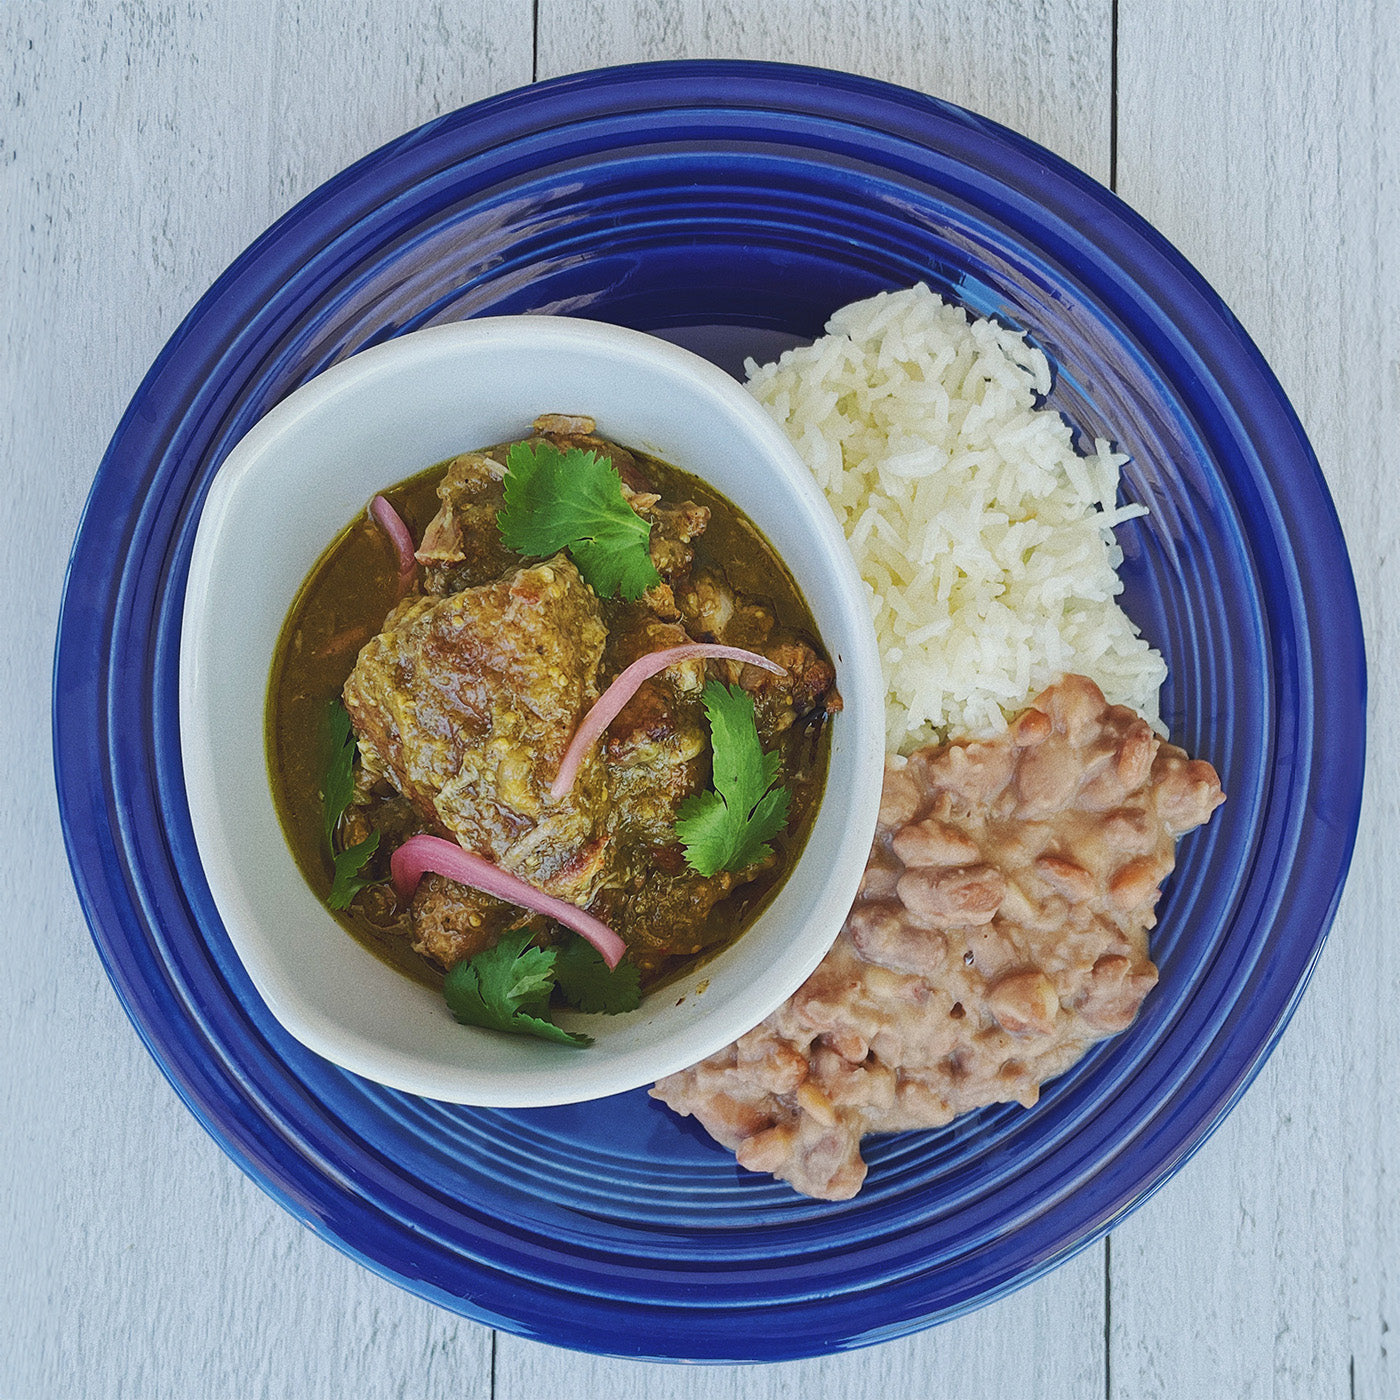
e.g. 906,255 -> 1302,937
1111,0 -> 1399,1396
496,1247 -> 1106,1399
508,0 -> 1117,1386
536,0 -> 1114,183
0,3 -> 528,1395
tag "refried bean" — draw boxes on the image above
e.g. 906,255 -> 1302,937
651,674 -> 1225,1200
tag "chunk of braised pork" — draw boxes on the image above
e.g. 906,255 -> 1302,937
343,556 -> 613,956
596,610 -> 708,851
677,565 -> 839,739
416,452 -> 518,595
406,875 -> 539,968
631,493 -> 711,586
583,605 -> 749,973
590,863 -> 747,981
601,613 -> 707,771
652,675 -> 1224,1200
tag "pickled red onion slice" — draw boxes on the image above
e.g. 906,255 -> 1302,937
551,644 -> 785,799
369,494 -> 417,597
389,834 -> 626,969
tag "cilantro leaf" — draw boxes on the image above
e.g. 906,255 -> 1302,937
554,937 -> 642,1015
443,929 -> 592,1048
497,440 -> 661,601
321,698 -> 358,846
327,830 -> 379,910
320,699 -> 386,910
676,681 -> 793,877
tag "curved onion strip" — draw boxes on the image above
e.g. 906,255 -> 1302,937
369,494 -> 417,597
390,834 -> 626,969
551,644 -> 786,800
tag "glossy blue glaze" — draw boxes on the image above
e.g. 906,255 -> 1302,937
53,62 -> 1364,1362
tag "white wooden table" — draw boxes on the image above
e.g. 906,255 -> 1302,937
4,3 -> 1395,1396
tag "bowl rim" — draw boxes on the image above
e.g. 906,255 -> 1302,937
177,312 -> 886,1106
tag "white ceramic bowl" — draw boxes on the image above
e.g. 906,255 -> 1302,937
180,316 -> 884,1106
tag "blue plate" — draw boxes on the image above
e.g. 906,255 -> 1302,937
53,61 -> 1365,1362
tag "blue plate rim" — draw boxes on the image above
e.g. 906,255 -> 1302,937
52,59 -> 1366,1362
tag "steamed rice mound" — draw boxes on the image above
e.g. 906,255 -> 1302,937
745,284 -> 1167,752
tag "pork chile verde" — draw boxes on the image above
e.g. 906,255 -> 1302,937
267,414 -> 839,1041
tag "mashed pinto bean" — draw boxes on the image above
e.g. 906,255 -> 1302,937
651,675 -> 1224,1200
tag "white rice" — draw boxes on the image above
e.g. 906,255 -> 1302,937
744,284 -> 1167,753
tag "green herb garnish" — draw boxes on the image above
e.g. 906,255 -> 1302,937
675,681 -> 792,877
327,830 -> 379,910
497,440 -> 662,601
442,931 -> 642,1047
443,929 -> 593,1048
554,937 -> 642,1015
321,698 -> 358,846
320,698 -> 381,909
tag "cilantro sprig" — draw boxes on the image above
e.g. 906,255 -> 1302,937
328,830 -> 379,910
497,440 -> 661,600
320,698 -> 383,910
444,929 -> 588,1046
554,938 -> 642,1015
321,698 -> 357,846
443,930 -> 640,1048
675,682 -> 792,877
